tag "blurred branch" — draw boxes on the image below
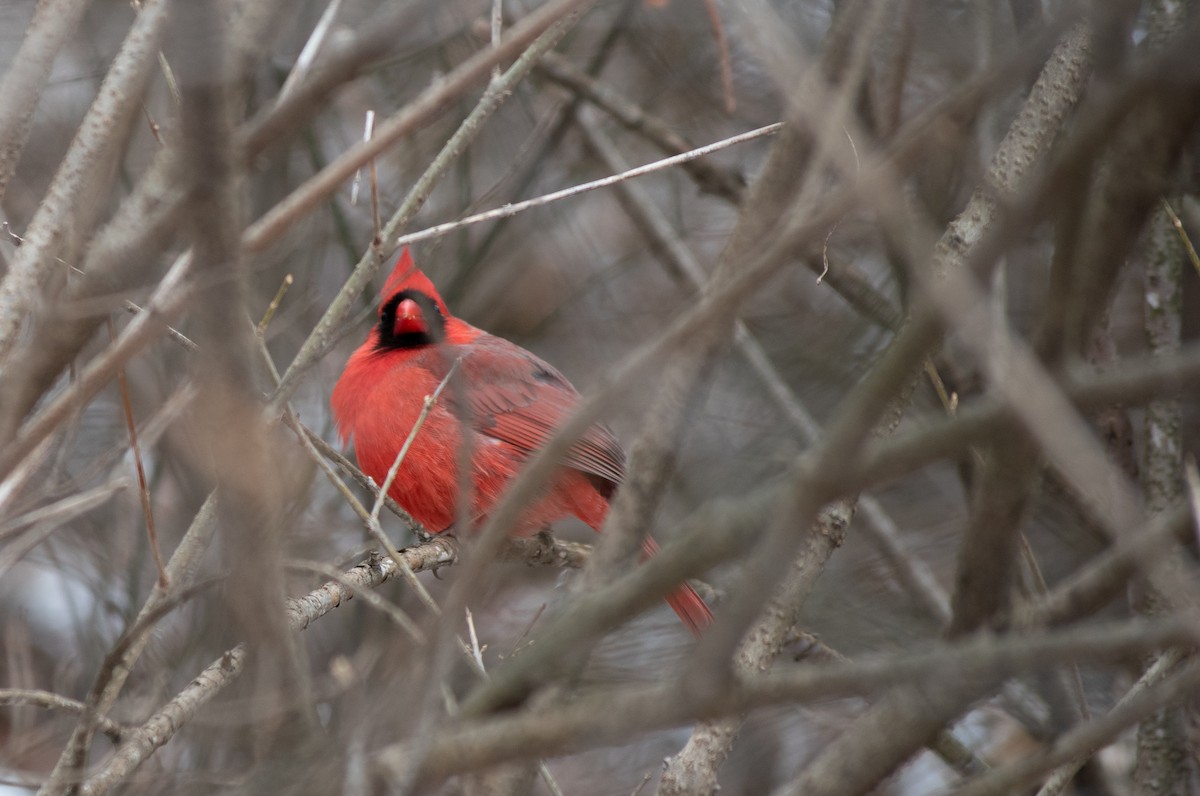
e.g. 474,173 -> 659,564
1034,648 -> 1188,796
660,502 -> 852,795
605,0 -> 898,705
45,575 -> 224,795
0,0 -> 377,441
0,141 -> 190,447
68,526 -> 592,793
0,0 -> 92,201
850,8 -> 1200,604
1133,195 -> 1190,791
668,21 -> 913,741
959,654 -> 1200,796
274,0 -> 344,103
946,435 -> 1040,635
574,112 -> 955,792
559,117 -> 784,615
1016,500 -> 1193,629
375,617 -> 1195,787
703,0 -> 735,114
930,21 -> 1090,278
78,538 -> 451,795
0,689 -> 126,744
445,11 -> 1119,715
906,77 -> 1200,626
855,343 -> 1200,492
870,0 -> 916,138
240,2 -> 429,159
242,0 -> 600,256
0,479 -> 128,545
800,13 -> 1200,787
178,0 -> 326,756
453,0 -> 637,296
537,51 -> 747,203
578,113 -> 949,624
0,0 -> 174,361
679,0 -> 1045,691
26,388 -> 205,782
0,252 -> 193,485
776,672 -> 993,796
459,484 -> 790,716
539,37 -> 902,339
763,16 -> 1094,793
827,36 -> 1200,796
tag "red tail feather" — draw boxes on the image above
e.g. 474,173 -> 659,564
641,537 -> 714,636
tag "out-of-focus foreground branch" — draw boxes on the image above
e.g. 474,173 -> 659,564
1,2 -> 1199,794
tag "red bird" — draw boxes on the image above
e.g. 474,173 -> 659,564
331,249 -> 713,636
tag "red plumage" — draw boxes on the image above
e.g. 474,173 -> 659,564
331,249 -> 713,636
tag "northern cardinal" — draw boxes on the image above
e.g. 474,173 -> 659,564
331,249 -> 712,635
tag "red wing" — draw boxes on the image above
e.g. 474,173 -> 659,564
449,334 -> 625,486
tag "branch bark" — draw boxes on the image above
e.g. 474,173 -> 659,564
0,0 -> 173,361
0,0 -> 92,202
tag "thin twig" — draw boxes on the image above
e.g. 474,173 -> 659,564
368,111 -> 381,242
105,317 -> 168,588
369,358 -> 461,527
242,0 -> 599,256
1186,456 -> 1200,548
1161,197 -> 1200,278
535,49 -> 747,203
277,0 -> 345,102
491,0 -> 504,84
0,251 -> 194,485
0,479 -> 129,544
256,273 -> 293,336
1033,648 -> 1187,796
350,110 -> 373,208
0,690 -> 127,744
703,0 -> 736,113
393,124 -> 782,250
80,541 -> 460,795
121,301 -> 196,350
362,359 -> 462,623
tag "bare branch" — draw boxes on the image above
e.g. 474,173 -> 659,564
0,689 -> 127,744
0,0 -> 91,200
0,0 -> 175,360
376,618 -> 1196,787
79,540 -> 458,795
241,0 -> 600,256
0,252 -> 193,485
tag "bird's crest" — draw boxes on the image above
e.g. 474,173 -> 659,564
380,248 -> 449,317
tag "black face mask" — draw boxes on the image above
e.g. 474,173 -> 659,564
376,290 -> 447,350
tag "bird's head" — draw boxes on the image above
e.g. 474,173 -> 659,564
375,248 -> 449,349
